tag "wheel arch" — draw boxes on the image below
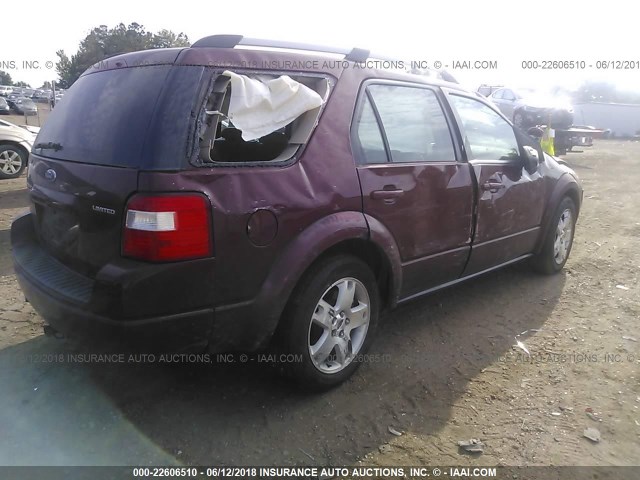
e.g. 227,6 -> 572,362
304,237 -> 397,312
534,175 -> 582,254
268,211 -> 402,318
211,211 -> 402,351
0,140 -> 30,157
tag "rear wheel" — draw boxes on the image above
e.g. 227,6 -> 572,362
279,255 -> 380,390
531,197 -> 576,274
0,144 -> 27,179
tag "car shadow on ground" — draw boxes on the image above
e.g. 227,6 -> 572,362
0,264 -> 565,466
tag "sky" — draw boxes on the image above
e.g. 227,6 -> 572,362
1,0 -> 638,93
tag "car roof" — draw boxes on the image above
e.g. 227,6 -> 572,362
81,35 -> 468,93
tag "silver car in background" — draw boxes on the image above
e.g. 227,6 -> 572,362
0,119 -> 37,179
489,87 -> 574,129
8,97 -> 38,116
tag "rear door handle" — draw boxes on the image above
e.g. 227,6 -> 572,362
371,189 -> 405,200
481,181 -> 505,193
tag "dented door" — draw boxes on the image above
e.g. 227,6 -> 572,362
446,93 -> 545,274
465,161 -> 544,273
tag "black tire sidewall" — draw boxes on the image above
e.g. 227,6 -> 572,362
281,255 -> 380,390
0,145 -> 27,179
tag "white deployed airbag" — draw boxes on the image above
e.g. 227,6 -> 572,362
222,70 -> 324,141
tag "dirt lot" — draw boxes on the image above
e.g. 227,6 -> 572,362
0,140 -> 638,468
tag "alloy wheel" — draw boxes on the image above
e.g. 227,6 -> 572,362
308,277 -> 370,374
553,208 -> 573,264
0,149 -> 23,175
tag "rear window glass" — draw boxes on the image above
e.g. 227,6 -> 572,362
33,65 -> 202,169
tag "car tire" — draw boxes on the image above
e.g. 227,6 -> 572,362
531,197 -> 577,274
278,255 -> 380,390
0,144 -> 28,179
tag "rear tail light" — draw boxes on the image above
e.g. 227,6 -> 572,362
123,194 -> 212,262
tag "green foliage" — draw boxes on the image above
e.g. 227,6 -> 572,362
55,23 -> 190,88
0,70 -> 12,85
0,71 -> 30,87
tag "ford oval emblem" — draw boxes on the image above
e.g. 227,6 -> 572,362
45,169 -> 57,182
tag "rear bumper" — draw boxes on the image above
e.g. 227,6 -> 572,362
15,267 -> 214,351
11,213 -> 276,352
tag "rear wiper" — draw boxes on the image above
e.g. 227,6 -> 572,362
34,142 -> 63,151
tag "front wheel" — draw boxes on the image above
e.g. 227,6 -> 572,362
278,255 -> 380,390
531,197 -> 577,274
0,144 -> 27,179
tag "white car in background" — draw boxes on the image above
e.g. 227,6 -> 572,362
0,119 -> 37,179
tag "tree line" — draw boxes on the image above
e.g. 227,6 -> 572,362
0,22 -> 189,89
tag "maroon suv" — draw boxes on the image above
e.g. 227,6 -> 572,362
11,35 -> 582,389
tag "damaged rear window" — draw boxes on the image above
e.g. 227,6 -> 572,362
194,71 -> 331,165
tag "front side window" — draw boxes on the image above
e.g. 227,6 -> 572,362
448,95 -> 519,161
367,85 -> 455,163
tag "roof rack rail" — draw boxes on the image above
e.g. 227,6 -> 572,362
192,34 -> 370,63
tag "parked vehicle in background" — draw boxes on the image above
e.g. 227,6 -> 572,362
32,90 -> 53,103
0,86 -> 13,97
527,124 -> 604,156
0,118 -> 35,178
477,84 -> 503,97
9,97 -> 38,116
11,35 -> 582,389
489,87 -> 574,129
0,97 -> 10,114
7,90 -> 21,101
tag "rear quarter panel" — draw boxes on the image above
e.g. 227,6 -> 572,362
137,66 -> 367,310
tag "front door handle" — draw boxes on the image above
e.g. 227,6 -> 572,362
481,181 -> 505,193
371,189 -> 405,201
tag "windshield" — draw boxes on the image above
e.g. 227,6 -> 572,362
33,65 -> 204,169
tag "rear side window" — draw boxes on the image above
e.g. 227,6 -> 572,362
195,72 -> 330,165
364,85 -> 455,163
33,65 -> 203,170
448,95 -> 519,161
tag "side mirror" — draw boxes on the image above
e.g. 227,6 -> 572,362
522,145 -> 540,172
